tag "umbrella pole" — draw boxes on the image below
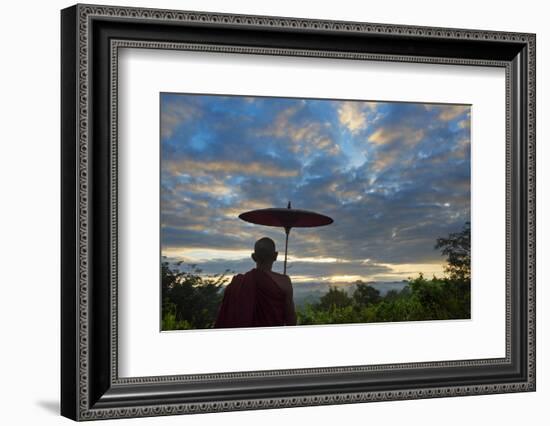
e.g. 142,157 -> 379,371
284,227 -> 290,275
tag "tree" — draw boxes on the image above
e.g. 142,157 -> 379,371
161,260 -> 229,330
384,289 -> 400,302
317,286 -> 352,311
435,221 -> 471,282
352,282 -> 381,306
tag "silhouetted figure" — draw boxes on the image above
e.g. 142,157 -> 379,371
214,237 -> 297,328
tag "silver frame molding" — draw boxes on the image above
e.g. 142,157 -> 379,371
61,3 -> 536,421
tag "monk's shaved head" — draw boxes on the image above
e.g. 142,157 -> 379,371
253,237 -> 277,264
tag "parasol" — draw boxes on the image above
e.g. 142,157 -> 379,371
239,202 -> 333,274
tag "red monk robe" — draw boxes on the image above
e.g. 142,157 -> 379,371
214,268 -> 291,328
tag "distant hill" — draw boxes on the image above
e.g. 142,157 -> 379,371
292,281 -> 408,308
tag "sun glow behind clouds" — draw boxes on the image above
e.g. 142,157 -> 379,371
291,262 -> 445,284
163,248 -> 349,265
162,248 -> 252,262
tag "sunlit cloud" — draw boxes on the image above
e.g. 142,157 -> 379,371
436,105 -> 470,121
160,99 -> 202,139
374,262 -> 446,280
177,179 -> 232,196
162,247 -> 253,263
286,256 -> 349,263
337,101 -> 376,134
257,105 -> 340,155
325,274 -> 367,283
368,128 -> 424,146
166,159 -> 299,178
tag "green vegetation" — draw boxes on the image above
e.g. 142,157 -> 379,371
297,274 -> 469,325
297,221 -> 471,325
161,262 -> 228,330
161,222 -> 471,330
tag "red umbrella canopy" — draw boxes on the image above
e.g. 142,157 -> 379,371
238,202 -> 333,230
238,202 -> 333,274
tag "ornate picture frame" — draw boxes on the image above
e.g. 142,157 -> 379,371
61,4 -> 535,421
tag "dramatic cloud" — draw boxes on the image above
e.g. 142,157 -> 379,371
368,128 -> 424,146
437,105 -> 470,121
165,159 -> 299,178
338,101 -> 371,133
161,97 -> 202,139
160,94 -> 471,282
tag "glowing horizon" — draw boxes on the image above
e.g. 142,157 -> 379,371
162,247 -> 446,284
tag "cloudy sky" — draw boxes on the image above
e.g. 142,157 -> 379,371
160,93 -> 470,284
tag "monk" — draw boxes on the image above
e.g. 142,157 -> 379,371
214,237 -> 297,328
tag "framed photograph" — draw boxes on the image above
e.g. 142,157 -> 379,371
61,4 -> 536,421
